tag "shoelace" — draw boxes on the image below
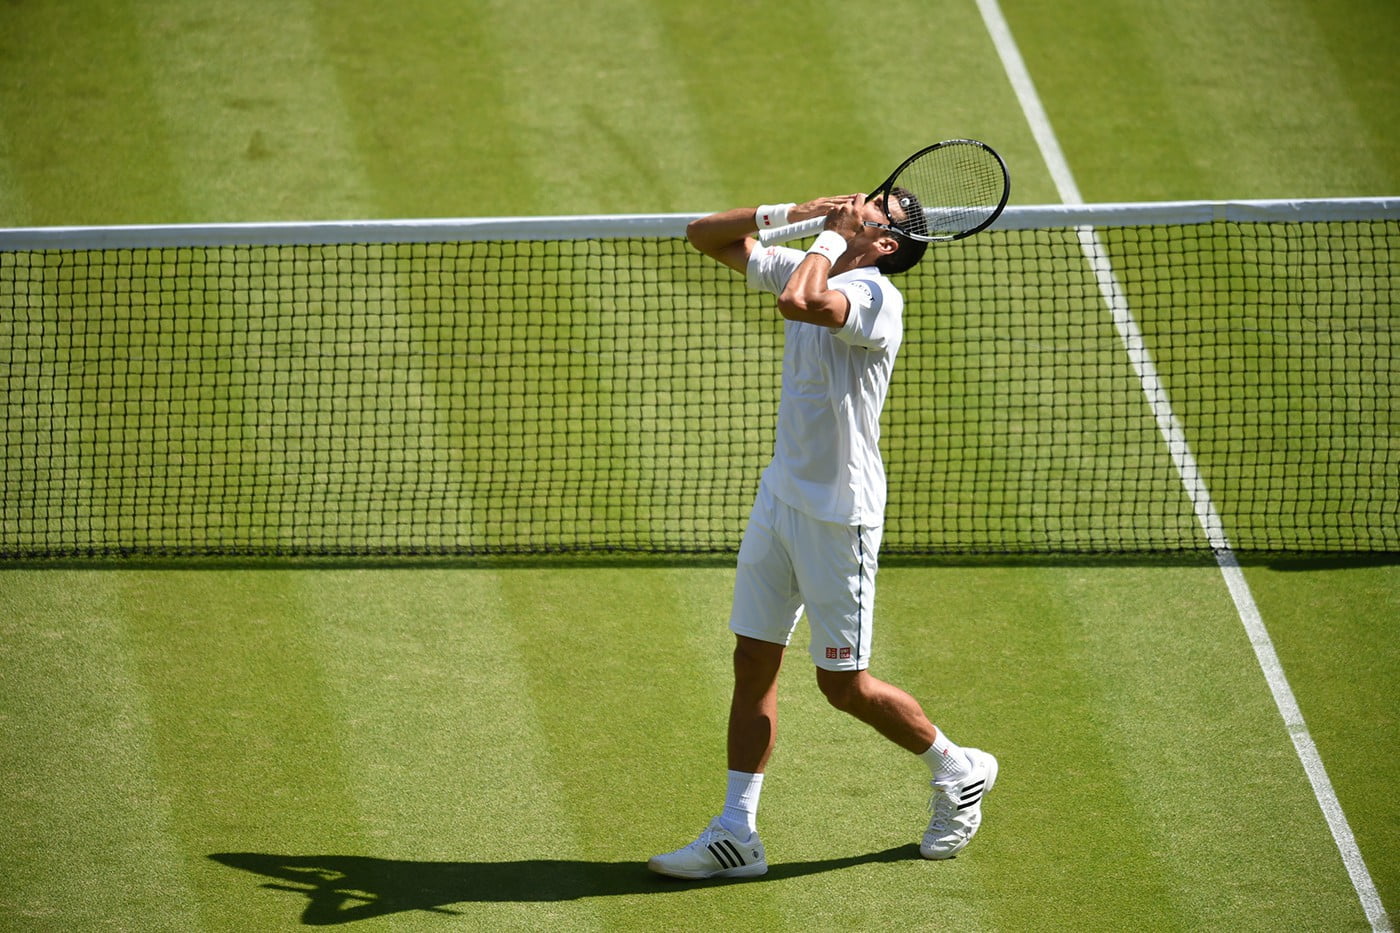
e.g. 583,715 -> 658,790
688,823 -> 729,850
927,783 -> 960,833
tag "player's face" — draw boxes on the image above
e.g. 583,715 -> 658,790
875,192 -> 912,229
852,193 -> 901,248
866,193 -> 895,226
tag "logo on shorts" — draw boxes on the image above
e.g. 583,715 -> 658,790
826,647 -> 852,660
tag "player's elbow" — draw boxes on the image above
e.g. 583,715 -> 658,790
688,222 -> 751,274
684,219 -> 721,260
776,291 -> 810,320
685,218 -> 728,255
776,274 -> 811,309
684,218 -> 707,251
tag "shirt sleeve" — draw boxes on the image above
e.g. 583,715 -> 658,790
832,277 -> 901,351
746,245 -> 805,295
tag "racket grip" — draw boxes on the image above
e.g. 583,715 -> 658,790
757,215 -> 827,245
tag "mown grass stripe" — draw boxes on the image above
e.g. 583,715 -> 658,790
0,572 -> 202,929
0,2 -> 180,224
132,0 -> 378,222
468,0 -> 726,214
115,570 -> 374,928
0,134 -> 29,224
294,568 -> 602,926
1141,0 -> 1396,196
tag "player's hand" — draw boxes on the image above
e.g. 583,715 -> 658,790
821,193 -> 867,239
789,195 -> 858,226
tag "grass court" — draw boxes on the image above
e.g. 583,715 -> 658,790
1,0 -> 1397,929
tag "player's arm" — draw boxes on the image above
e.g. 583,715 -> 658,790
686,197 -> 855,275
775,196 -> 865,328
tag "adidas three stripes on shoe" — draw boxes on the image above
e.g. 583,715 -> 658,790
647,818 -> 768,880
922,747 -> 999,859
650,750 -> 997,877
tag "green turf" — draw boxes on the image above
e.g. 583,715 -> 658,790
1,0 -> 1396,929
1247,561 -> 1400,912
0,565 -> 1382,929
1000,0 -> 1400,201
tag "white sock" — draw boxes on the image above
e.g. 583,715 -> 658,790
920,728 -> 972,781
719,770 -> 764,838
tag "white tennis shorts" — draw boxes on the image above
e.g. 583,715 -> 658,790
728,482 -> 882,671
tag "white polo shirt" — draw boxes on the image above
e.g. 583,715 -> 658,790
746,244 -> 904,528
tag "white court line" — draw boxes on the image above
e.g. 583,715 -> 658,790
974,1 -> 1391,929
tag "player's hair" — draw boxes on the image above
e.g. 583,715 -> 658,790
877,230 -> 929,276
876,187 -> 929,275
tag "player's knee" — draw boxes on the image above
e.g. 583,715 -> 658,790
733,635 -> 784,692
815,668 -> 863,712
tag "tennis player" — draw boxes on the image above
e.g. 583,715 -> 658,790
648,194 -> 998,879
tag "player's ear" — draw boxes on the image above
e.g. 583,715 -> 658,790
874,234 -> 900,256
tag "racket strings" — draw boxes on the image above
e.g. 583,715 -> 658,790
890,144 -> 1007,240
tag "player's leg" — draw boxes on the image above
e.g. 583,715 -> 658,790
813,667 -> 935,752
648,486 -> 800,880
798,517 -> 999,860
728,634 -> 785,773
713,635 -> 784,861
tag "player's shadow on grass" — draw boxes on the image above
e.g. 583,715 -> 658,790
211,846 -> 919,925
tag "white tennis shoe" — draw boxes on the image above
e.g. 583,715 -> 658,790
648,818 -> 768,880
922,747 -> 998,859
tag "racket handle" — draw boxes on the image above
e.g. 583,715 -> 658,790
757,215 -> 826,245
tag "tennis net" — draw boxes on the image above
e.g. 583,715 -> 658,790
2,199 -> 1395,559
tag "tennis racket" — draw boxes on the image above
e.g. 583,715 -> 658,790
757,139 -> 1010,245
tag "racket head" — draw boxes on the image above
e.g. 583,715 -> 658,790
870,139 -> 1010,242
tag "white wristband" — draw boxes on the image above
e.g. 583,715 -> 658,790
806,230 -> 847,266
756,203 -> 794,230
